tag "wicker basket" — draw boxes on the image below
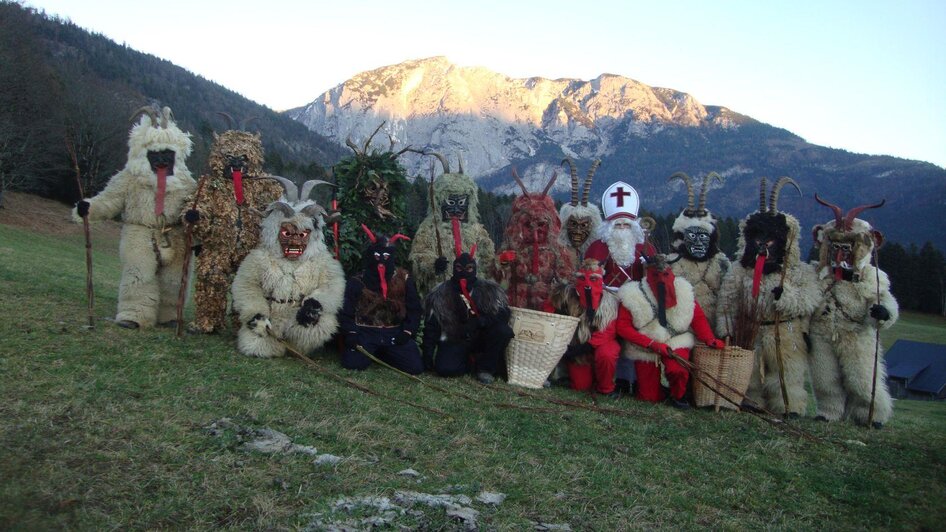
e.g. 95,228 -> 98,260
505,307 -> 580,389
691,344 -> 755,411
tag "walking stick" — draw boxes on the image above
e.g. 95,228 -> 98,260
66,136 -> 94,329
868,248 -> 882,427
175,176 -> 209,338
772,227 -> 794,416
429,160 -> 447,281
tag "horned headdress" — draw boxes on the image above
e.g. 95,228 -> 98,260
558,157 -> 604,253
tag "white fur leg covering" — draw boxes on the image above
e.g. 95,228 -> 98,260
809,335 -> 846,421
842,348 -> 894,425
237,327 -> 286,358
116,225 -> 161,327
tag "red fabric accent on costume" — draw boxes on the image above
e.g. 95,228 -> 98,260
646,267 -> 677,308
752,253 -> 766,298
332,197 -> 340,260
378,264 -> 388,299
499,250 -> 516,263
614,306 -> 658,348
666,348 -> 691,399
690,303 -> 719,345
584,240 -> 652,288
459,278 -> 478,315
593,339 -> 620,394
154,167 -> 167,216
635,360 -> 664,402
232,169 -> 244,205
541,299 -> 556,313
568,362 -> 594,391
451,217 -> 462,257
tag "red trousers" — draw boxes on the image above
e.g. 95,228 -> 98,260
635,348 -> 690,402
566,339 -> 621,394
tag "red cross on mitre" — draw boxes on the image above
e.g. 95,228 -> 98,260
602,181 -> 640,220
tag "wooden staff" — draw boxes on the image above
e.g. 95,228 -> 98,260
772,226 -> 794,416
66,135 -> 94,329
868,247 -> 882,427
267,329 -> 448,417
175,176 -> 210,338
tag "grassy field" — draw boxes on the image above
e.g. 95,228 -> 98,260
2,202 -> 945,530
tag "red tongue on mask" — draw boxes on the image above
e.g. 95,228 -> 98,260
459,278 -> 478,315
834,249 -> 844,280
232,169 -> 244,205
451,217 -> 462,257
154,167 -> 167,216
752,253 -> 766,298
378,264 -> 388,299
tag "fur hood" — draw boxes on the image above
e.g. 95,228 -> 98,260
430,171 -> 481,224
549,281 -> 618,343
125,111 -> 194,190
736,211 -> 803,268
209,130 -> 264,176
557,202 -> 603,253
814,218 -> 877,273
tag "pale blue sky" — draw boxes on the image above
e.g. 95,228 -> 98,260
25,0 -> 946,168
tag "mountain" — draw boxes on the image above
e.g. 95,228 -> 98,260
0,2 -> 345,205
288,56 -> 946,250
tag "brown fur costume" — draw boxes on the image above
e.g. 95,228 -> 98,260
187,129 -> 282,333
716,178 -> 820,415
409,154 -> 495,296
808,197 -> 897,426
496,169 -> 574,310
558,158 -> 604,265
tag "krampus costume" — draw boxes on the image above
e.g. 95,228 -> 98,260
667,172 -> 731,333
716,178 -> 820,415
614,254 -> 725,406
809,196 -> 898,426
184,116 -> 283,333
409,153 -> 496,297
585,181 -> 654,289
422,231 -> 513,383
496,169 -> 574,310
73,106 -> 195,329
543,259 -> 622,395
231,178 -> 345,358
339,225 -> 424,374
558,158 -> 603,265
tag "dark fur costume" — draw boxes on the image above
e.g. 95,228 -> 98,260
496,169 -> 574,310
187,128 -> 282,333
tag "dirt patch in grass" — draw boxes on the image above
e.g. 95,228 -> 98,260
0,191 -> 121,240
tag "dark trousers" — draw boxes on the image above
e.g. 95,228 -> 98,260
434,321 -> 514,377
342,326 -> 424,375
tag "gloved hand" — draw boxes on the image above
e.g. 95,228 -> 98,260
498,250 -> 517,264
76,200 -> 90,218
192,244 -> 203,257
247,313 -> 271,337
343,332 -> 359,350
870,304 -> 891,321
706,338 -> 725,350
394,329 -> 413,345
562,343 -> 594,361
296,298 -> 322,326
185,209 -> 200,224
434,256 -> 448,274
649,341 -> 671,358
772,286 -> 784,301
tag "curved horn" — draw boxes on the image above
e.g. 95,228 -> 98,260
216,112 -> 235,130
542,170 -> 558,196
427,151 -> 450,174
363,121 -> 386,153
345,136 -> 361,155
814,193 -> 844,228
267,201 -> 296,218
301,203 -> 326,218
582,159 -> 600,206
129,106 -> 159,127
240,116 -> 259,131
269,176 -> 299,203
299,179 -> 336,201
469,243 -> 477,257
844,199 -> 886,231
511,167 -> 529,195
361,223 -> 377,244
769,176 -> 801,213
389,233 -> 411,244
698,172 -> 724,213
160,106 -> 173,129
759,177 -> 768,212
457,153 -> 465,175
668,172 -> 695,212
562,157 -> 579,206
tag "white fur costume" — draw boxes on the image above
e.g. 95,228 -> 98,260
618,277 -> 698,363
72,107 -> 195,328
231,181 -> 345,358
809,216 -> 898,425
716,180 -> 820,415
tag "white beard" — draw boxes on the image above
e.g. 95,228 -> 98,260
602,221 -> 643,266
